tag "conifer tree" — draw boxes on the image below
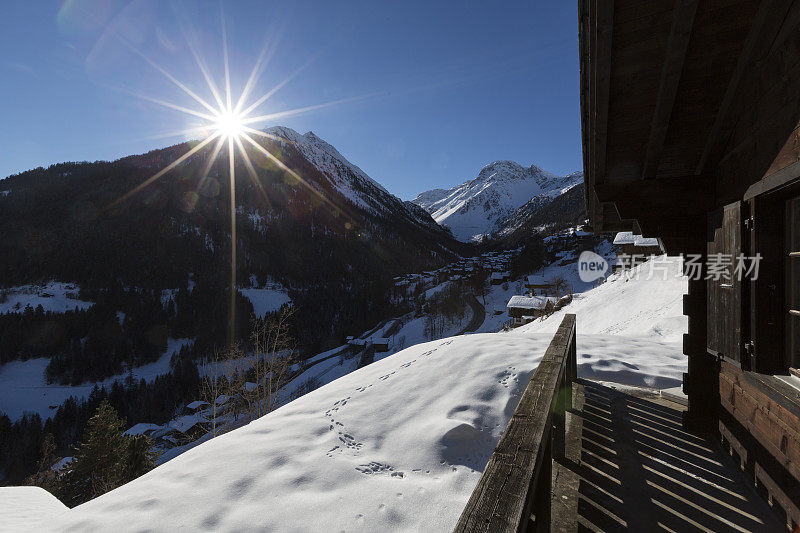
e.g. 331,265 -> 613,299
57,400 -> 129,507
124,434 -> 157,481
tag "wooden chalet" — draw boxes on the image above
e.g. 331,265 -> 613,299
372,337 -> 390,352
582,0 -> 800,525
507,295 -> 559,325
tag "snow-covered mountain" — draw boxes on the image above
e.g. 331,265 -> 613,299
263,126 -> 445,232
411,162 -> 583,242
497,182 -> 586,242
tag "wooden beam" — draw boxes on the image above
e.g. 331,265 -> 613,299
591,0 -> 614,186
595,174 -> 714,212
641,0 -> 698,180
695,0 -> 788,175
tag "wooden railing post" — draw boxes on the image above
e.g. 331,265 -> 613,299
453,314 -> 576,533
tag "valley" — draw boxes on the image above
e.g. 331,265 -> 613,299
0,127 -> 587,490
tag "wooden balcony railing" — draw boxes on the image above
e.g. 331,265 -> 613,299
453,313 -> 577,533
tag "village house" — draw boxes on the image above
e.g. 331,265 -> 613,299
123,423 -> 162,438
506,295 -> 559,325
490,271 -> 510,285
524,275 -> 554,296
372,338 -> 390,352
183,400 -> 209,416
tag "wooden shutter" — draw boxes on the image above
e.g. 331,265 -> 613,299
707,202 -> 742,364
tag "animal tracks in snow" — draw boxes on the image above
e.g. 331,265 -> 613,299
355,461 -> 404,478
497,366 -> 518,388
325,396 -> 363,456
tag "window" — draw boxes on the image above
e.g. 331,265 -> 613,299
789,196 -> 800,369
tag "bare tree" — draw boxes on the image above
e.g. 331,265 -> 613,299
199,346 -> 237,437
548,275 -> 570,298
236,307 -> 296,420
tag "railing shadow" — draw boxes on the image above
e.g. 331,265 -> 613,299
563,380 -> 781,532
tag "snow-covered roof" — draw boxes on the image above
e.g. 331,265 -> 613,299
613,231 -> 637,245
634,236 -> 660,247
214,394 -> 232,406
526,275 -> 552,285
373,338 -> 390,345
169,415 -> 205,434
507,295 -> 559,309
186,400 -> 209,410
614,232 -> 660,247
124,423 -> 162,436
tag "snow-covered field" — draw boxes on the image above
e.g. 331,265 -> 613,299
516,255 -> 687,344
0,282 -> 93,314
32,330 -> 685,532
282,307 -> 474,402
0,338 -> 192,421
238,285 -> 292,318
8,255 -> 691,532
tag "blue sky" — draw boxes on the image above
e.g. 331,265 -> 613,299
0,1 -> 580,199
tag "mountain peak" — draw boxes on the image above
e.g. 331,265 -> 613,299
412,161 -> 582,242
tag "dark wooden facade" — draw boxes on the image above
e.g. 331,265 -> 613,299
581,0 -> 800,527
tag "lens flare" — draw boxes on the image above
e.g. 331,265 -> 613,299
213,110 -> 245,139
106,10 -> 371,344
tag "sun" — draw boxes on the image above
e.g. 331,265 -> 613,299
107,13 -> 371,344
213,110 -> 245,139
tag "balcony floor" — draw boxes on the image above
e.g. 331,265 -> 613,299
551,380 -> 783,532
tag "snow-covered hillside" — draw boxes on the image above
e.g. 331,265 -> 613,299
0,338 -> 192,421
516,255 -> 688,344
32,336 -> 684,532
20,256 -> 690,532
411,162 -> 582,241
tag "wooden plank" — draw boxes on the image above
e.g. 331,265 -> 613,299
642,0 -> 699,180
719,361 -> 800,482
755,462 -> 800,529
716,1 -> 800,199
453,315 -> 576,533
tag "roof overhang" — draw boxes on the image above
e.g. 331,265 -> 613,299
580,0 -> 800,253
